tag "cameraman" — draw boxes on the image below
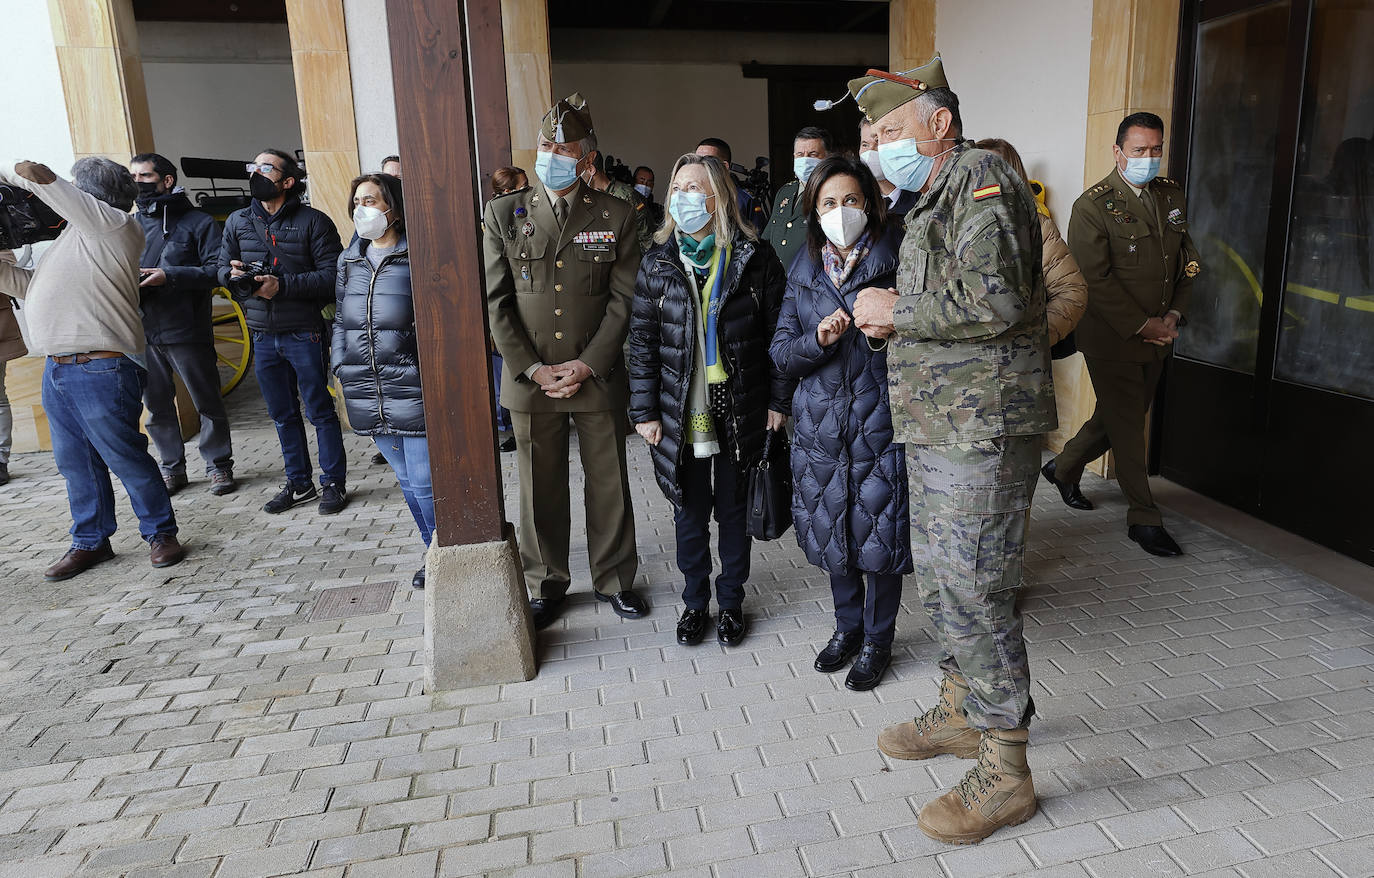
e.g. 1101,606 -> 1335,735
0,158 -> 185,579
218,149 -> 346,515
131,153 -> 236,497
695,138 -> 767,233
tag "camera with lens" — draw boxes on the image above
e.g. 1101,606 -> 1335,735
602,153 -> 634,186
0,184 -> 66,251
226,261 -> 276,297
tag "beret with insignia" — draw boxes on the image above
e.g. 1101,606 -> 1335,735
848,55 -> 951,124
540,92 -> 594,144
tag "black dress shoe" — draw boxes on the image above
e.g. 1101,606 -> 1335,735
1041,460 -> 1093,510
500,436 -> 516,453
717,608 -> 748,646
676,608 -> 710,645
1129,524 -> 1183,557
412,566 -> 426,589
844,641 -> 891,691
596,589 -> 649,619
529,596 -> 567,629
814,629 -> 864,673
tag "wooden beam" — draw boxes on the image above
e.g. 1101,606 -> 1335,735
387,0 -> 506,547
466,0 -> 513,195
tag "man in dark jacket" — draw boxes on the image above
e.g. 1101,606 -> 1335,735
131,154 -> 236,496
218,149 -> 347,515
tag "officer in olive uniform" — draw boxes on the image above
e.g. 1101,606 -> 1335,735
761,126 -> 832,273
1042,112 -> 1200,558
483,93 -> 649,629
848,56 -> 1056,846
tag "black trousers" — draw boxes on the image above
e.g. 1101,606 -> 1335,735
830,570 -> 903,647
675,450 -> 750,611
143,341 -> 233,477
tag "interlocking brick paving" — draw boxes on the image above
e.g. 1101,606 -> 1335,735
0,371 -> 1370,877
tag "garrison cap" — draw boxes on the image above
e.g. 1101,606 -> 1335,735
540,92 -> 594,143
848,55 -> 950,123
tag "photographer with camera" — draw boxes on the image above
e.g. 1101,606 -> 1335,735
218,149 -> 346,515
131,153 -> 236,498
695,138 -> 768,233
0,158 -> 185,579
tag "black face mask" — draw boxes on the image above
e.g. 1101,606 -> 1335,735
250,173 -> 281,202
136,181 -> 161,199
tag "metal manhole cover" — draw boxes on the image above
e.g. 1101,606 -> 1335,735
310,583 -> 399,621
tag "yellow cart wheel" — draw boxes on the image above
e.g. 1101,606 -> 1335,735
212,289 -> 252,396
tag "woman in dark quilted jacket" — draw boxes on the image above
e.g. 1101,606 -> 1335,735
331,173 -> 431,589
770,157 -> 912,691
628,153 -> 792,648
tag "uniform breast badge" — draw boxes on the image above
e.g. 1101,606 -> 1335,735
514,206 -> 526,218
1184,261 -> 1201,278
521,265 -> 530,280
522,221 -> 535,237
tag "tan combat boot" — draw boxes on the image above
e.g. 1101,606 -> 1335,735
917,728 -> 1037,845
876,674 -> 981,760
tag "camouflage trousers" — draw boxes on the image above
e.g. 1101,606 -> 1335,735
906,436 -> 1039,731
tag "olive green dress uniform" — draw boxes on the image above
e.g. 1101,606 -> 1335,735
483,94 -> 642,601
761,179 -> 807,273
852,59 -> 1056,732
1051,169 -> 1200,528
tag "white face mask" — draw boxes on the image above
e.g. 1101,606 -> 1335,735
353,205 -> 391,240
859,149 -> 886,182
818,204 -> 867,249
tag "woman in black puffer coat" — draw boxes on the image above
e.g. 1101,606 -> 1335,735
770,157 -> 911,692
331,173 -> 431,587
629,153 -> 793,649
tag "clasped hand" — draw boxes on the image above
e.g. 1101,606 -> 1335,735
853,286 -> 899,339
533,359 -> 593,399
1141,315 -> 1180,347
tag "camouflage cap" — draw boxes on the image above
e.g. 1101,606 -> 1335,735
848,55 -> 950,123
540,92 -> 594,144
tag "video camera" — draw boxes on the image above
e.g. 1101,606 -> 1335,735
0,184 -> 66,251
602,153 -> 634,186
731,157 -> 772,213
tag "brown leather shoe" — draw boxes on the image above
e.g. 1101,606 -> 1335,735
149,534 -> 186,568
44,541 -> 115,581
917,728 -> 1037,845
877,674 -> 981,760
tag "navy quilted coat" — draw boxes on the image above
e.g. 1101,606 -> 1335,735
769,225 -> 912,576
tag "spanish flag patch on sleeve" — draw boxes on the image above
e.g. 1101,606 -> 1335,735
973,183 -> 1002,201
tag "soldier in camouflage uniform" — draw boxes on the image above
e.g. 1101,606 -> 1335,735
849,57 -> 1057,845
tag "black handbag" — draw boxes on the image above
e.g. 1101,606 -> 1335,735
746,428 -> 793,540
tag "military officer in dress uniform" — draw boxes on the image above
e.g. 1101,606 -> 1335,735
848,56 -> 1056,845
483,93 -> 649,630
1040,112 -> 1200,558
761,126 -> 832,272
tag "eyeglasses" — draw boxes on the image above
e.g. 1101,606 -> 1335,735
245,162 -> 280,176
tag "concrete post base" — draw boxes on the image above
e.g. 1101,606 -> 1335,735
424,523 -> 536,692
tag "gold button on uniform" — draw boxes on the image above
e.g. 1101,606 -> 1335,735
554,283 -> 563,292
554,308 -> 563,316
781,239 -> 787,246
785,222 -> 792,228
593,256 -> 601,262
556,259 -> 564,268
554,331 -> 564,339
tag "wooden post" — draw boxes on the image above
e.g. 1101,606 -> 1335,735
465,0 -> 514,195
386,0 -> 505,547
388,0 -> 536,690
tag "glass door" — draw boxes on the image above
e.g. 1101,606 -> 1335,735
1159,0 -> 1374,566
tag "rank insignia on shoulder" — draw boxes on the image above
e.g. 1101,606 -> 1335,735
973,183 -> 1002,201
779,198 -> 789,209
573,230 -> 616,244
635,203 -> 644,211
1184,260 -> 1201,278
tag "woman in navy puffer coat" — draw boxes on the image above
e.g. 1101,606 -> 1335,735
770,157 -> 911,692
331,173 -> 431,589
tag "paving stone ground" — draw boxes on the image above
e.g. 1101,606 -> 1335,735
0,373 -> 1371,878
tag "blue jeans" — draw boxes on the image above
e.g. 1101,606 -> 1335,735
252,330 -> 346,488
373,434 -> 434,546
42,356 -> 177,548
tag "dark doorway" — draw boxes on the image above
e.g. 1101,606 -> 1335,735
1160,0 -> 1374,566
744,64 -> 870,197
